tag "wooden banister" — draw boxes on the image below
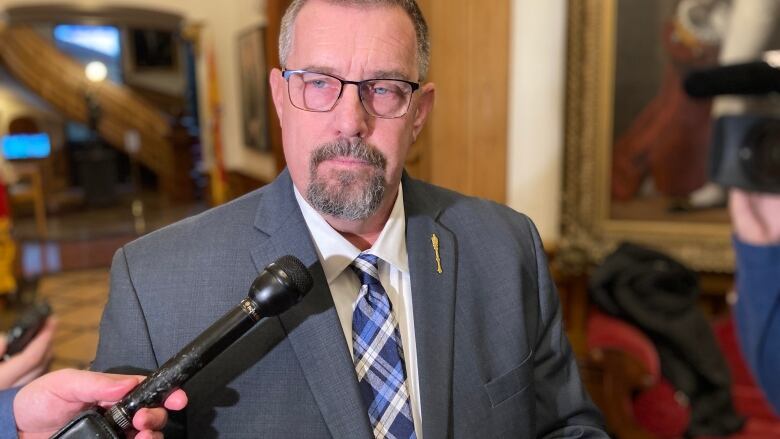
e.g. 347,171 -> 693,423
0,25 -> 193,201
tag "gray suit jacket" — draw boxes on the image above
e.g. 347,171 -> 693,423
92,169 -> 606,438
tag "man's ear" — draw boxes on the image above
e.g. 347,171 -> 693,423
269,68 -> 286,122
411,82 -> 435,140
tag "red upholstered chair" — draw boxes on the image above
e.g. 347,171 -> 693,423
586,309 -> 780,439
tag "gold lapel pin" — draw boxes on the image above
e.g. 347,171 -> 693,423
431,233 -> 443,274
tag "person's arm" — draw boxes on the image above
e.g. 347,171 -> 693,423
0,387 -> 20,437
11,368 -> 187,439
0,318 -> 56,389
729,189 -> 780,414
729,189 -> 780,245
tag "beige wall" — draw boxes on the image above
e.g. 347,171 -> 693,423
0,77 -> 64,147
191,0 -> 277,181
507,0 -> 567,243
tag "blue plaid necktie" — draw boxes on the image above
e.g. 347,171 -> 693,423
351,253 -> 416,439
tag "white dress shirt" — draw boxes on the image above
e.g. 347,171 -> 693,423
294,184 -> 423,436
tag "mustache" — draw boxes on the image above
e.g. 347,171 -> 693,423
309,138 -> 387,171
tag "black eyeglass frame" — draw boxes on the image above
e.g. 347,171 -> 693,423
281,69 -> 421,119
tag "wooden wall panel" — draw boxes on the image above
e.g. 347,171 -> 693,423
411,0 -> 510,203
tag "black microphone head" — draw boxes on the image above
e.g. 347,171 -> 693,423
273,255 -> 314,294
248,255 -> 313,317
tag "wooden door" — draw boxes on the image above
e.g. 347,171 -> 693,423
410,0 -> 510,203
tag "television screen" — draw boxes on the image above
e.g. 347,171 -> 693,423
1,134 -> 51,160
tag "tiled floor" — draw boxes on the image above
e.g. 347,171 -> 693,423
2,192 -> 206,372
38,269 -> 109,370
13,191 -> 207,243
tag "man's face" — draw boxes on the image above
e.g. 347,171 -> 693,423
270,0 -> 434,221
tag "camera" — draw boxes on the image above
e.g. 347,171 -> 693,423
684,60 -> 780,192
710,115 -> 780,193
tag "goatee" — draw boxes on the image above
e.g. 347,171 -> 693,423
306,138 -> 387,221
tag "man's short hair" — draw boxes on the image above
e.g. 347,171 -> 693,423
279,0 -> 431,80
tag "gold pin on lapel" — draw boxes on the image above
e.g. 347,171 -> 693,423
431,234 -> 443,274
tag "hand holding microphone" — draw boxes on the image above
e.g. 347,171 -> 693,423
13,369 -> 186,439
50,255 -> 313,438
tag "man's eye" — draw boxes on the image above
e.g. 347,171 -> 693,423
371,83 -> 403,96
308,79 -> 329,88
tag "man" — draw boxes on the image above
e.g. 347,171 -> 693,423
93,0 -> 606,437
0,369 -> 187,438
730,189 -> 780,414
715,0 -> 780,414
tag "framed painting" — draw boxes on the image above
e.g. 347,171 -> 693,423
129,28 -> 178,72
238,26 -> 271,152
560,0 -> 735,273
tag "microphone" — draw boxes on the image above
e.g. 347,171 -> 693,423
684,61 -> 780,97
103,255 -> 313,432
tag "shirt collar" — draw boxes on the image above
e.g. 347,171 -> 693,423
293,183 -> 408,284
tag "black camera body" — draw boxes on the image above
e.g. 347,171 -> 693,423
710,115 -> 780,193
685,61 -> 780,193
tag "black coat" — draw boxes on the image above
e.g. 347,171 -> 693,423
589,242 -> 744,437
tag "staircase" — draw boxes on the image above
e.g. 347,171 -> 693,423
0,25 -> 193,201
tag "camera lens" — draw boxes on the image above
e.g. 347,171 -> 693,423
740,119 -> 780,190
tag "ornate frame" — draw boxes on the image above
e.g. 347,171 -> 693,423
237,26 -> 271,152
560,0 -> 733,273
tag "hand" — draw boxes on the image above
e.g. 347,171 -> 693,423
0,317 -> 55,389
729,188 -> 780,245
13,369 -> 188,439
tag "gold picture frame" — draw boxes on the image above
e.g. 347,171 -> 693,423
560,0 -> 733,273
238,26 -> 271,152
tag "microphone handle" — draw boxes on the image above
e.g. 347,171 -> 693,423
105,298 -> 262,431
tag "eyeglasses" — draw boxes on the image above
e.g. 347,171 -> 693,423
282,69 -> 420,119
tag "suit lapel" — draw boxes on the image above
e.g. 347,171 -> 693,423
404,176 -> 457,439
250,170 -> 372,438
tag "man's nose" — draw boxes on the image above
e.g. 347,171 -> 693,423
332,84 -> 370,138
